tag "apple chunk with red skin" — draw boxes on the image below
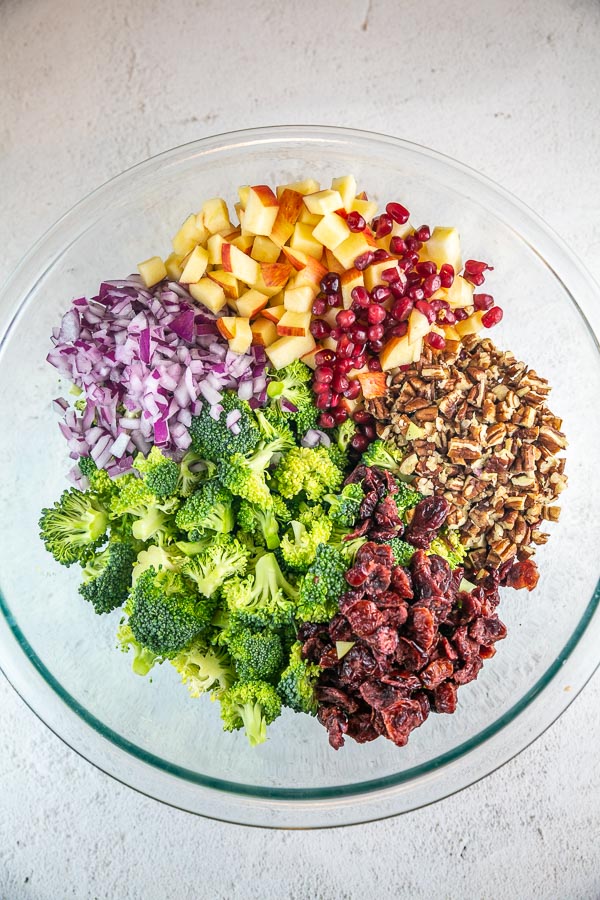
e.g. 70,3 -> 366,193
277,310 -> 310,336
244,185 -> 280,236
269,188 -> 304,247
221,242 -> 260,286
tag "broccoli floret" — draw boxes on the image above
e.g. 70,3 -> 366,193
218,437 -> 289,507
134,446 -> 179,499
175,479 -> 235,537
78,456 -> 119,505
221,552 -> 298,628
277,641 -> 320,714
266,361 -> 313,417
127,566 -> 214,656
116,621 -> 161,675
328,524 -> 367,564
132,542 -> 186,583
295,544 -> 348,623
170,640 -> 235,698
429,529 -> 467,569
39,488 -> 108,567
219,680 -> 282,746
293,402 -> 319,438
181,536 -> 249,598
387,537 -> 416,567
361,439 -> 405,475
225,626 -> 284,684
272,446 -> 343,502
79,541 -> 137,614
393,480 -> 422,516
326,443 -> 349,472
178,450 -> 216,497
237,497 -> 289,550
336,418 -> 357,453
254,407 -> 296,449
279,504 -> 333,572
189,391 -> 260,462
323,482 -> 364,527
109,475 -> 179,544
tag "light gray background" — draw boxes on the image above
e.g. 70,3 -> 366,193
1,1 -> 599,898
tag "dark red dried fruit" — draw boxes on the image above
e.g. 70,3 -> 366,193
345,600 -> 385,637
503,559 -> 540,591
433,681 -> 457,714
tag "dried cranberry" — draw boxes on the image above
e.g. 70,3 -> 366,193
345,600 -> 385,637
503,559 -> 540,591
410,606 -> 436,651
420,658 -> 454,690
432,681 -> 457,714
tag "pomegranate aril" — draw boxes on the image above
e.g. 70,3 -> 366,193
415,261 -> 436,277
382,266 -> 401,283
388,322 -> 408,338
314,365 -> 334,384
369,338 -> 384,352
351,432 -> 370,453
336,309 -> 356,330
453,308 -> 468,321
353,409 -> 374,425
347,211 -> 366,232
367,356 -> 382,372
408,286 -> 425,302
312,379 -> 331,394
318,412 -> 335,429
315,349 -> 335,365
373,248 -> 391,262
353,353 -> 366,370
367,304 -> 387,324
330,326 -> 343,341
371,285 -> 391,303
464,259 -> 492,276
355,251 -> 375,270
312,297 -> 327,316
315,391 -> 331,409
426,332 -> 446,350
391,297 -> 413,321
415,225 -> 431,242
368,324 -> 385,342
390,236 -> 407,255
430,298 -> 449,312
481,306 -> 503,328
335,358 -> 355,373
351,286 -> 370,307
333,408 -> 349,424
386,202 -> 410,224
350,326 -> 369,344
436,309 -> 456,325
321,273 -> 340,294
336,336 -> 356,359
344,379 -> 361,400
439,263 -> 454,288
397,257 -> 413,272
390,281 -> 407,299
332,372 -> 350,393
329,392 -> 341,408
374,214 -> 393,239
415,300 -> 436,323
363,424 -> 376,440
310,319 -> 331,339
474,293 -> 494,311
465,272 -> 486,286
423,274 -> 442,297
327,292 -> 343,307
405,236 -> 423,252
406,271 -> 422,286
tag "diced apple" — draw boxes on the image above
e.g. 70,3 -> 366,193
312,212 -> 351,251
172,214 -> 205,256
289,223 -> 324,260
178,245 -> 209,284
188,278 -> 227,313
281,246 -> 309,271
262,305 -> 286,324
267,290 -> 285,307
283,285 -> 315,313
364,258 -> 398,292
216,316 -> 237,340
235,289 -> 269,318
350,196 -> 378,222
324,248 -> 346,275
228,318 -> 252,355
454,310 -> 485,337
443,324 -> 461,341
231,234 -> 254,254
207,269 -> 241,299
292,254 -> 329,289
437,275 -> 474,308
300,346 -> 320,369
251,317 -> 279,347
207,233 -> 224,265
303,189 -> 344,216
265,334 -> 316,371
202,198 -> 232,235
221,242 -> 261,286
251,235 -> 282,264
238,185 -> 250,208
298,207 -> 322,226
356,371 -> 387,399
164,252 -> 184,281
277,310 -> 311,337
331,175 -> 357,211
332,231 -> 377,269
276,178 -> 320,198
322,336 -> 338,351
340,267 -> 364,309
138,256 -> 167,288
244,185 -> 280,236
419,226 -> 462,273
380,335 -> 422,371
407,309 -> 430,345
269,188 -> 304,247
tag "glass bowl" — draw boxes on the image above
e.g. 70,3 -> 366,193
1,126 -> 599,829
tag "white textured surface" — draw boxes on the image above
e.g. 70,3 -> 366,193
1,0 -> 600,897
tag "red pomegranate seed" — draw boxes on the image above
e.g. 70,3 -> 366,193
312,297 -> 327,316
426,332 -> 446,350
337,336 -> 356,359
369,338 -> 384,352
405,236 -> 423,252
351,432 -> 370,452
386,202 -> 410,224
453,308 -> 468,321
367,356 -> 382,372
415,225 -> 431,242
372,249 -> 390,263
390,281 -> 407,299
371,286 -> 391,304
327,292 -> 343,307
332,371 -> 350,393
310,319 -> 331,339
318,412 -> 335,429
367,304 -> 387,324
474,293 -> 494,311
464,272 -> 486,287
397,257 -> 413,272
439,263 -> 454,288
350,326 -> 369,345
315,349 -> 335,365
351,286 -> 370,308
406,270 -> 422,285
423,274 -> 442,297
315,391 -> 331,409
321,273 -> 340,294
344,379 -> 361,399
391,297 -> 413,321
335,358 -> 355,373
367,323 -> 385,342
312,379 -> 331,394
388,322 -> 408,338
415,300 -> 436,323
390,236 -> 407,255
381,266 -> 401,283
374,214 -> 393,239
314,365 -> 334,384
482,306 -> 503,327
436,308 -> 456,325
347,211 -> 366,232
408,286 -> 425,302
415,261 -> 436,277
355,251 -> 375,270
353,409 -> 373,425
430,298 -> 449,312
336,309 -> 356,330
353,353 -> 366,369
329,392 -> 341,408
363,423 -> 376,440
333,408 -> 348,424
464,259 -> 492,276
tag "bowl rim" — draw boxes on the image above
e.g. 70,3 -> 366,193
1,124 -> 600,827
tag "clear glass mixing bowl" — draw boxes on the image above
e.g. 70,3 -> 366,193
1,126 -> 599,828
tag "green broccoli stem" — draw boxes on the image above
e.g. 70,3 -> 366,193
240,702 -> 267,746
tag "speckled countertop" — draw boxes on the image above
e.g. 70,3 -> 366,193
1,1 -> 599,897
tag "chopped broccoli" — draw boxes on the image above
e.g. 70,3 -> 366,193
218,437 -> 289,507
277,641 -> 320,714
178,449 -> 216,497
79,541 -> 137,614
222,552 -> 298,628
116,621 -> 161,675
293,401 -> 319,438
279,504 -> 333,572
237,497 -> 290,550
189,391 -> 260,462
393,480 -> 422,516
329,524 -> 367,564
225,626 -> 284,684
170,641 -> 235,698
78,456 -> 119,505
132,542 -> 186,582
254,407 -> 296,449
134,446 -> 179,499
127,566 -> 214,656
429,529 -> 467,569
272,446 -> 343,502
323,482 -> 364,527
109,475 -> 179,544
266,360 -> 313,419
39,487 -> 108,567
295,544 -> 348,623
175,479 -> 235,537
219,680 -> 282,746
387,537 -> 416,567
361,439 -> 405,475
181,536 -> 249,598
336,418 -> 357,453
